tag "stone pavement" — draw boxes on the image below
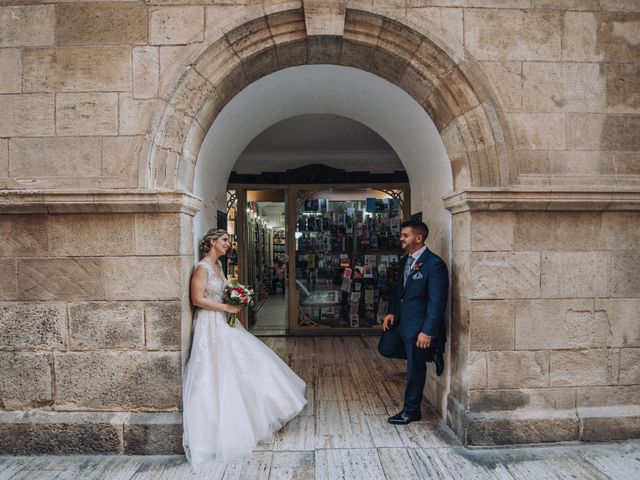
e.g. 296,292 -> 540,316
1,439 -> 639,479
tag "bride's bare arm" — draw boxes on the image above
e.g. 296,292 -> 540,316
190,266 -> 239,313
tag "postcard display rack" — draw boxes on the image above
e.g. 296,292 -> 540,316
295,193 -> 404,330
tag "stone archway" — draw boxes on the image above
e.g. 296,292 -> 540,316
143,4 -> 516,443
142,6 -> 515,194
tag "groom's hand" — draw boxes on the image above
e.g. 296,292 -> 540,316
383,314 -> 395,331
416,332 -> 431,349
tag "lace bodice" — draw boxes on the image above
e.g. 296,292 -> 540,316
196,260 -> 226,303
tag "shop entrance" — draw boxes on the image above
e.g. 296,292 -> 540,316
226,179 -> 410,336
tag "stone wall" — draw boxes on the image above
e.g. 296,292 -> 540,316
448,207 -> 640,444
0,0 -> 639,451
0,206 -> 195,453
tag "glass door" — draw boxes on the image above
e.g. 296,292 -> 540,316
291,187 -> 408,334
244,189 -> 288,336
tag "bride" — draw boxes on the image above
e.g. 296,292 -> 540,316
182,228 -> 307,471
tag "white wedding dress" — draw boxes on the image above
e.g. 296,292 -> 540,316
182,260 -> 307,471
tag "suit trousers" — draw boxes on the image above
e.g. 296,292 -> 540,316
377,327 -> 435,415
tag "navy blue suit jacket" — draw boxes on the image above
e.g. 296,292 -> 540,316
387,248 -> 449,342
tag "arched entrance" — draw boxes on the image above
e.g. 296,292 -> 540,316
143,6 -> 514,441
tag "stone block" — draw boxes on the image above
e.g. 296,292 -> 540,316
611,251 -> 640,297
0,48 -> 20,93
55,352 -> 181,410
470,252 -> 540,299
0,303 -> 66,350
605,64 -> 640,114
522,62 -> 605,113
340,40 -> 375,70
69,302 -> 144,351
150,7 -> 204,46
509,113 -> 565,150
133,46 -> 160,99
124,413 -> 183,454
516,299 -> 610,350
580,409 -> 640,442
514,212 -> 601,251
205,5 -> 264,43
602,114 -> 640,151
452,212 -> 470,252
308,36 -> 342,65
0,411 -> 123,455
469,300 -> 515,351
145,302 -> 181,350
470,387 -> 576,412
276,39 -> 308,69
547,151 -> 602,175
9,137 -> 102,178
577,385 -> 640,407
0,139 -> 6,177
180,214 -> 194,257
464,9 -> 561,62
562,12 -> 603,62
159,44 -> 192,97
56,93 -> 119,136
601,212 -> 640,250
56,4 -> 147,46
0,259 -> 17,301
550,349 -> 619,387
468,351 -> 487,390
102,136 -> 140,180
600,12 -> 640,63
532,0 -> 600,9
619,348 -> 640,385
601,151 -> 640,175
541,252 -> 609,298
467,412 -> 579,445
104,257 -> 181,301
567,113 -> 606,150
479,61 -> 522,112
244,48 -> 278,83
0,94 -> 54,137
18,258 -> 104,301
517,150 -> 549,175
0,353 -> 52,409
23,47 -> 131,93
471,212 -> 515,252
0,5 -> 54,47
119,94 -> 162,136
135,213 -> 181,255
595,299 -> 640,348
49,214 -> 134,257
0,215 -> 48,257
488,351 -> 549,389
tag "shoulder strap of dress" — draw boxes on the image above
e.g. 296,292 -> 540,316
196,261 -> 213,277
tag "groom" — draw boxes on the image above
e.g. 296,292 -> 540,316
378,220 -> 449,425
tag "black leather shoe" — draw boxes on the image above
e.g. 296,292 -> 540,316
388,410 -> 422,425
434,351 -> 444,377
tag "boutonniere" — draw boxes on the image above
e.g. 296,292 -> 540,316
411,262 -> 424,279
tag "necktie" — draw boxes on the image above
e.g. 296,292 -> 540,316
403,255 -> 414,285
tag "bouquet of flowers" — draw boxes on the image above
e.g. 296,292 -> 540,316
223,280 -> 254,327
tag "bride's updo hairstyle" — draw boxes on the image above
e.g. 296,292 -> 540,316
199,228 -> 228,255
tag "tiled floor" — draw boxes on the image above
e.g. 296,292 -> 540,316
1,336 -> 639,479
250,293 -> 287,335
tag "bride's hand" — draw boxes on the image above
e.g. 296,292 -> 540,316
225,305 -> 242,314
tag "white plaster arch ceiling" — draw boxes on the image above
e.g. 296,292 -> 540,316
194,64 -> 453,259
